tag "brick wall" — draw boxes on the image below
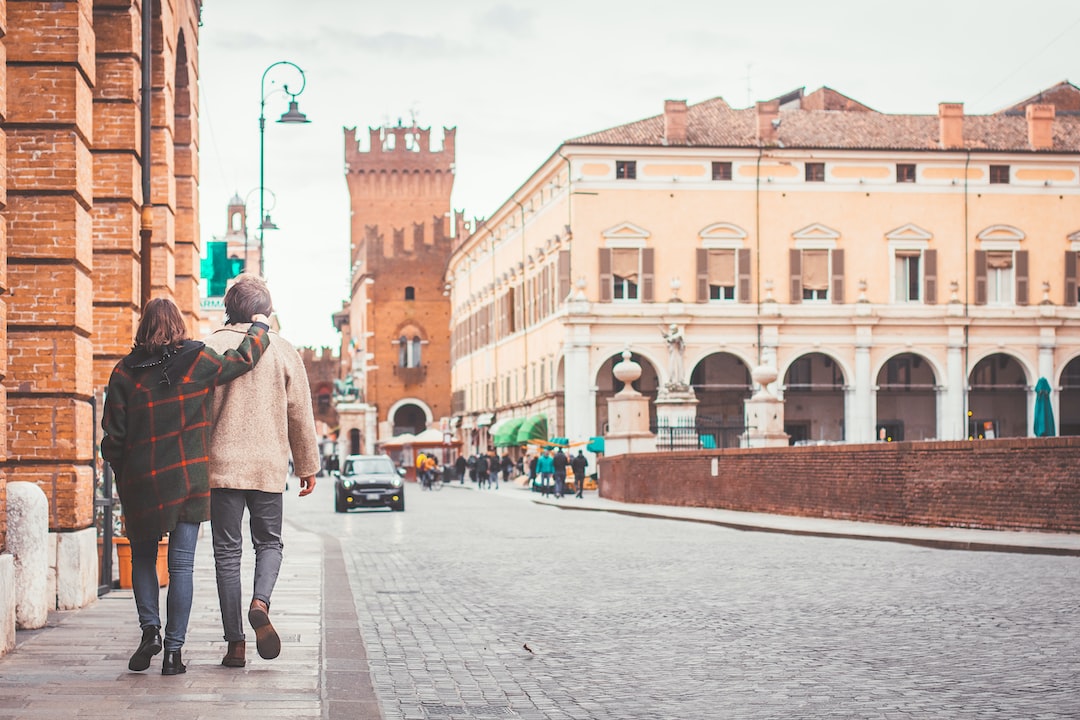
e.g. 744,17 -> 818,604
0,0 -> 6,551
599,438 -> 1080,533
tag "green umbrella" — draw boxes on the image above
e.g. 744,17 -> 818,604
1033,377 -> 1056,437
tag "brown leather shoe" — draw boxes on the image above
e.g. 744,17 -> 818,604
248,599 -> 281,660
221,640 -> 246,667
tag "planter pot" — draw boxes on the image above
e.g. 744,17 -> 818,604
113,537 -> 170,589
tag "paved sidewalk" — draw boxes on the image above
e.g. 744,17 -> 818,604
516,486 -> 1080,555
469,476 -> 1080,555
0,523 -> 349,720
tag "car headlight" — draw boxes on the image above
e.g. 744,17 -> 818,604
391,477 -> 403,488
341,478 -> 354,489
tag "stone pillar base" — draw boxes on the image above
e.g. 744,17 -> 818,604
0,555 -> 15,657
54,528 -> 98,611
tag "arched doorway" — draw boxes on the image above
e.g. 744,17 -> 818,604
875,352 -> 938,441
782,352 -> 846,443
1060,357 -> 1080,436
348,428 -> 361,456
392,403 -> 428,435
594,351 -> 659,436
689,352 -> 752,447
967,353 -> 1028,438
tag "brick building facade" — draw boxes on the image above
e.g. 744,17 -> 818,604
335,124 -> 463,456
1,0 -> 204,648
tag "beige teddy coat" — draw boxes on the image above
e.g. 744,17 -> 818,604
203,324 -> 321,492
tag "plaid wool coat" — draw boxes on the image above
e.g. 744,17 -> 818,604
101,323 -> 270,541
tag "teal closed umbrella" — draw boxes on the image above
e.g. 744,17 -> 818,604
1034,377 -> 1056,437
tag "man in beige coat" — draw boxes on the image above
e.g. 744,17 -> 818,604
204,274 -> 321,667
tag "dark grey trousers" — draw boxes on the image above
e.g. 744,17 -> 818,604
211,488 -> 283,642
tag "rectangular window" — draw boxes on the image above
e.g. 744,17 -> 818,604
616,161 -> 637,180
611,248 -> 639,300
896,164 -> 916,183
986,250 -> 1014,304
711,161 -> 733,181
894,251 -> 921,302
805,162 -> 825,182
801,249 -> 829,300
989,165 -> 1010,184
707,249 -> 736,301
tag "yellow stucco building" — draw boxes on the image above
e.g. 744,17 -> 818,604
447,83 -> 1080,455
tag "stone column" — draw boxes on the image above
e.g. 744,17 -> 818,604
562,320 -> 595,449
853,343 -> 873,443
604,350 -> 656,457
7,482 -> 49,629
743,365 -> 789,448
944,325 -> 967,440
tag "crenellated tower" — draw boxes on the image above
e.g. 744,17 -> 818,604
338,122 -> 460,455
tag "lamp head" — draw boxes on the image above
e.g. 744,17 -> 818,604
259,214 -> 279,231
278,99 -> 310,124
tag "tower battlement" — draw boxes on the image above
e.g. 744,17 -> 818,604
345,125 -> 456,173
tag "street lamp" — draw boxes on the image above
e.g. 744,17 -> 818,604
256,60 -> 310,277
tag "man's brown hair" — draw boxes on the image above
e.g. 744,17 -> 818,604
134,297 -> 189,352
224,273 -> 273,325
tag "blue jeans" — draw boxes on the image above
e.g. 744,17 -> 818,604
130,521 -> 199,652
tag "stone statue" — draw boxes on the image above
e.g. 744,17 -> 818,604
661,323 -> 686,388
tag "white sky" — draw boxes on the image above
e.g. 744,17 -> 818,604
197,0 -> 1080,348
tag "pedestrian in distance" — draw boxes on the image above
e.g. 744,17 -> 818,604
455,454 -> 467,484
571,450 -> 589,498
529,454 -> 539,488
501,452 -> 513,486
203,274 -> 319,668
476,451 -> 490,489
488,448 -> 501,489
553,447 -> 569,499
467,454 -> 478,484
536,449 -> 555,496
101,297 -> 271,676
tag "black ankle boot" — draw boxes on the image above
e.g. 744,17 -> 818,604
128,625 -> 162,671
161,649 -> 186,675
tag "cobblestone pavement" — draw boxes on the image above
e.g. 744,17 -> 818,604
292,482 -> 1080,720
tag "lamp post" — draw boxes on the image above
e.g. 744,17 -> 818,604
255,60 -> 310,277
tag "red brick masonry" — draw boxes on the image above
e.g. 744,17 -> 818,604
598,438 -> 1080,533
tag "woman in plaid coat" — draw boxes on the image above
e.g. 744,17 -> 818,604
101,298 -> 270,676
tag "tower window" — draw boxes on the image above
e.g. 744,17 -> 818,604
405,286 -> 415,300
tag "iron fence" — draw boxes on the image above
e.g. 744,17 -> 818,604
653,416 -> 746,451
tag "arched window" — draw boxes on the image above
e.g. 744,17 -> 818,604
398,335 -> 408,367
405,286 -> 415,300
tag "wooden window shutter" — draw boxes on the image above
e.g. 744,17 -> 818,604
599,248 -> 612,302
974,250 -> 987,305
558,250 -> 570,303
641,248 -> 655,301
737,248 -> 751,302
696,248 -> 708,302
1015,250 -> 1029,305
1065,251 -> 1078,307
923,249 -> 937,305
789,249 -> 802,303
831,249 -> 844,303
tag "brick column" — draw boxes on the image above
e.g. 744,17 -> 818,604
5,0 -> 96,532
147,10 -> 175,301
172,32 -> 199,330
91,0 -> 143,387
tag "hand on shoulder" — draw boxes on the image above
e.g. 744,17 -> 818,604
251,313 -> 269,324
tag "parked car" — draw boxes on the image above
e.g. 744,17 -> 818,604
334,454 -> 405,512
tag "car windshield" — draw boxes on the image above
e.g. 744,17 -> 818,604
343,458 -> 397,476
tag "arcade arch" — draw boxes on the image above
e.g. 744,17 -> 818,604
782,352 -> 846,443
875,352 -> 938,441
594,351 -> 660,435
1060,356 -> 1080,436
967,353 -> 1029,438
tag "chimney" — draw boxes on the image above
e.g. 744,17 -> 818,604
1026,103 -> 1055,150
756,100 -> 779,144
938,103 -> 964,149
663,99 -> 687,145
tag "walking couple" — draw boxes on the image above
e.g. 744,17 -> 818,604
101,274 -> 320,675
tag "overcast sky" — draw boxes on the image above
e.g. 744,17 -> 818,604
197,0 -> 1080,348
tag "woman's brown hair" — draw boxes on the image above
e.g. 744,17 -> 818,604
223,273 -> 273,324
134,297 -> 189,353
